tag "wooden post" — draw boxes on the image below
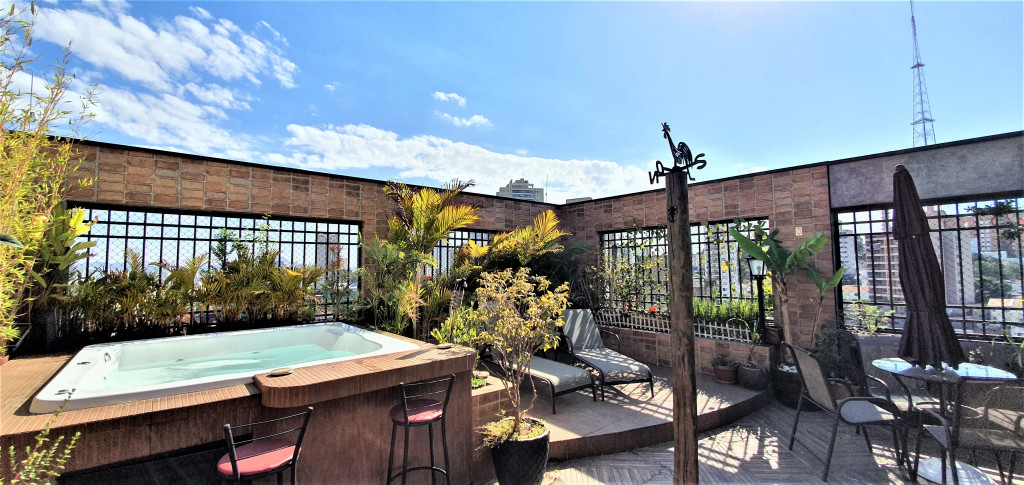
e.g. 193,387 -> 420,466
666,168 -> 698,484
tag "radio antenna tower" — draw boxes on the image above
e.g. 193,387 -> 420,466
910,0 -> 935,147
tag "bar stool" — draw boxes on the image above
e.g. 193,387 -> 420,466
217,406 -> 313,485
386,374 -> 455,485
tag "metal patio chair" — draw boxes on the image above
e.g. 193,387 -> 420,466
912,380 -> 1024,485
785,342 -> 905,481
218,406 -> 313,485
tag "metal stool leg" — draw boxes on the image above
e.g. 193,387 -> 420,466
428,423 -> 436,485
386,422 -> 397,484
441,417 -> 451,485
402,425 -> 410,485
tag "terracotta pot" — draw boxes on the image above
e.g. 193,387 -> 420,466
0,355 -> 8,366
712,365 -> 738,384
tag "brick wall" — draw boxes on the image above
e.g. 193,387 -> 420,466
558,166 -> 835,348
64,140 -> 835,347
597,326 -> 770,375
65,142 -> 552,266
470,376 -> 509,483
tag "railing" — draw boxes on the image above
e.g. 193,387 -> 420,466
593,309 -> 754,342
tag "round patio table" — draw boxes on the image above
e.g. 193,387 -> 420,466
871,358 -> 1016,484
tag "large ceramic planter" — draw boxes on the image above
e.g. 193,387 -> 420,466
712,365 -> 738,384
737,365 -> 769,390
490,419 -> 550,485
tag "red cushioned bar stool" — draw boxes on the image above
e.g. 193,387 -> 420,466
386,374 -> 455,485
217,406 -> 313,485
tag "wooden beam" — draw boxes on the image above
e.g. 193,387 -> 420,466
666,168 -> 699,484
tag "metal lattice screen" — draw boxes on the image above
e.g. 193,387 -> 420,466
598,219 -> 769,313
71,204 -> 361,310
836,196 -> 1024,338
425,230 -> 495,277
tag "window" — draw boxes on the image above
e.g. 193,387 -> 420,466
425,230 -> 496,277
836,197 -> 1024,338
72,204 -> 361,313
597,218 -> 769,312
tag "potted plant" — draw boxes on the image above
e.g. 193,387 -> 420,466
474,268 -> 568,485
736,320 -> 769,390
710,355 -> 739,384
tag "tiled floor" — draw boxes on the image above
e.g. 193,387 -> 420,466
539,400 -> 1019,484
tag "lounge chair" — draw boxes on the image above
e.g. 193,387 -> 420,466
559,309 -> 654,399
481,349 -> 597,415
785,342 -> 905,481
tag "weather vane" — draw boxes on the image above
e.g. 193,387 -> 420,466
648,122 -> 707,185
650,123 -> 707,222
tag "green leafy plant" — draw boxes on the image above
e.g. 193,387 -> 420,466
843,301 -> 895,333
2,398 -> 80,484
710,354 -> 738,368
807,266 -> 845,338
811,317 -> 865,384
451,209 -> 571,299
1,1 -> 95,356
430,306 -> 482,349
967,200 -> 1024,241
355,236 -> 432,335
729,220 -> 839,346
587,226 -> 667,314
474,268 -> 568,447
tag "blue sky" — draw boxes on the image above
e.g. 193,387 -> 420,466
13,1 -> 1023,203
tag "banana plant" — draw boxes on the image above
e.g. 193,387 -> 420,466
807,267 -> 845,339
729,220 -> 832,346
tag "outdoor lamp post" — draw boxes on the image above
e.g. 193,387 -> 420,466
747,257 -> 767,340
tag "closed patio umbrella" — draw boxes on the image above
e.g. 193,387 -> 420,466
893,164 -> 965,369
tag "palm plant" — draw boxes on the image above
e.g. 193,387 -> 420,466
384,179 -> 480,257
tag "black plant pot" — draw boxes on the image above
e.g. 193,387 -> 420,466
737,365 -> 769,390
772,368 -> 806,409
490,421 -> 550,485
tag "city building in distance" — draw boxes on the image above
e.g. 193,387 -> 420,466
496,178 -> 545,202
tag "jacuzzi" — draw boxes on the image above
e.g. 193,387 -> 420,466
30,322 -> 418,414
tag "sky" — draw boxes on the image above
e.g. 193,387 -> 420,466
9,0 -> 1023,204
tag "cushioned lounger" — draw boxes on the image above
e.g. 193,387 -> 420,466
560,309 -> 654,399
483,351 -> 597,414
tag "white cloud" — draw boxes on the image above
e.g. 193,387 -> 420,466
516,149 -> 529,156
189,6 -> 212,20
92,83 -> 249,156
181,82 -> 251,110
81,0 -> 131,17
259,20 -> 288,46
324,81 -> 342,92
436,111 -> 491,128
264,124 -> 653,204
33,5 -> 298,91
432,91 -> 466,107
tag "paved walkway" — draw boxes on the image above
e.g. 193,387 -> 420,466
538,400 -> 1017,484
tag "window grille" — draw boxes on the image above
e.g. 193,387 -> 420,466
598,219 -> 769,313
71,204 -> 361,314
425,230 -> 495,277
836,197 -> 1024,338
